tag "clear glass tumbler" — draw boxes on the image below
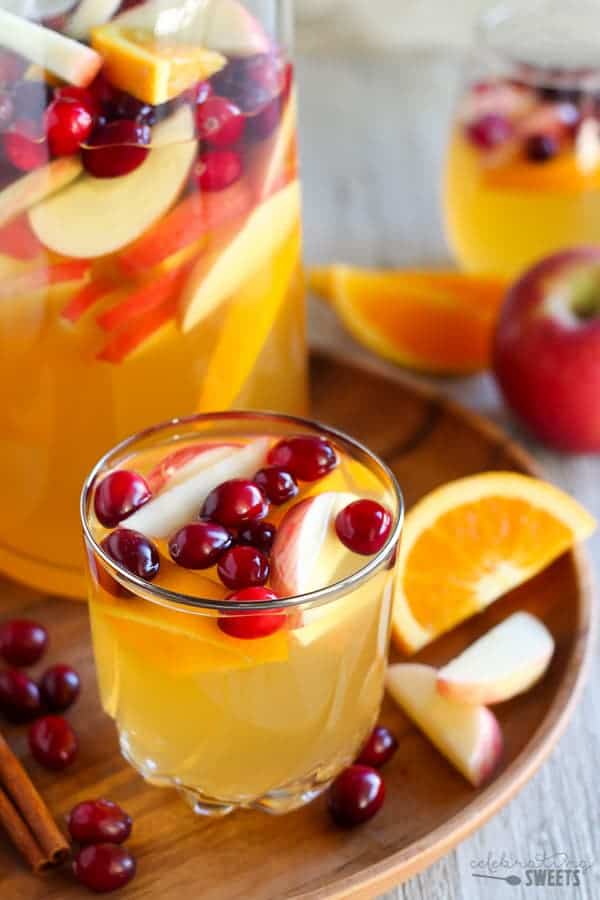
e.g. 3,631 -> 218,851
80,411 -> 403,816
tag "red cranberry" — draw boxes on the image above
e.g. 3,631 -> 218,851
218,587 -> 284,639
0,619 -> 48,666
335,500 -> 392,555
525,132 -> 559,162
328,765 -> 385,827
267,435 -> 338,482
68,800 -> 132,845
82,120 -> 150,178
94,470 -> 152,528
0,669 -> 42,723
202,479 -> 269,528
193,148 -> 242,191
101,528 -> 160,582
89,71 -> 117,110
254,466 -> 298,505
211,61 -> 272,113
466,113 -> 513,150
55,85 -> 99,118
108,91 -> 157,125
45,97 -> 93,156
196,95 -> 245,147
3,120 -> 48,171
188,79 -> 212,105
356,726 -> 398,768
73,843 -> 136,893
237,520 -> 276,555
246,97 -> 281,140
29,715 -> 78,770
169,521 -> 232,569
217,545 -> 269,590
40,664 -> 80,712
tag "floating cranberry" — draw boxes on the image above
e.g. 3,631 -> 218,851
217,545 -> 269,590
45,97 -> 93,157
108,91 -> 157,126
169,521 -> 232,569
55,85 -> 99,119
40,664 -> 80,712
0,669 -> 42,723
211,60 -> 272,113
94,470 -> 152,528
267,435 -> 338,482
101,529 -> 160,582
356,726 -> 398,768
29,715 -> 78,770
466,113 -> 513,150
0,618 -> 48,666
88,71 -> 116,111
218,587 -> 284,639
245,53 -> 285,96
188,80 -> 212,105
335,499 -> 392,555
193,148 -> 242,191
525,132 -> 559,162
3,120 -> 48,171
196,95 -> 245,147
328,765 -> 385,827
254,466 -> 298,505
246,97 -> 281,140
82,120 -> 151,178
237,520 -> 276,555
202,479 -> 269,528
73,843 -> 136,893
68,799 -> 132,846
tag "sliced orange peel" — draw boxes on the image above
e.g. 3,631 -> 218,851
310,265 -> 507,375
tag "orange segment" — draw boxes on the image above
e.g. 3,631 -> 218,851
310,265 -> 507,374
91,24 -> 225,105
393,473 -> 596,654
483,153 -> 600,193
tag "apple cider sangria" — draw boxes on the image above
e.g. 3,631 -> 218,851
444,1 -> 600,278
0,0 -> 305,597
81,412 -> 403,815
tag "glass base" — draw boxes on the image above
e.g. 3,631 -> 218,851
120,736 -> 334,817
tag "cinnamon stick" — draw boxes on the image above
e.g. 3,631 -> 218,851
0,732 -> 69,871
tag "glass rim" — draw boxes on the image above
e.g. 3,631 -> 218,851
80,410 -> 404,613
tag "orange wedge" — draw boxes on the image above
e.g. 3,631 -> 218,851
483,153 -> 600,193
91,24 -> 226,105
310,265 -> 507,374
392,473 -> 596,654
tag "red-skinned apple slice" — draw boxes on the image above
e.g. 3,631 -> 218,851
0,157 -> 82,228
0,9 -> 102,86
437,612 -> 554,705
386,663 -> 503,787
247,91 -> 298,202
271,491 -> 360,597
124,438 -> 270,539
66,0 -> 123,39
146,442 -> 241,494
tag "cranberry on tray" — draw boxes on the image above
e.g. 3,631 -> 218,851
68,799 -> 132,846
328,764 -> 386,827
356,725 -> 398,768
29,715 -> 78,771
40,664 -> 81,712
0,669 -> 42,723
0,618 -> 48,667
73,843 -> 136,893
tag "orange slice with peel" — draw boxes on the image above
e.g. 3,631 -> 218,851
392,472 -> 596,654
91,24 -> 225,105
310,265 -> 506,374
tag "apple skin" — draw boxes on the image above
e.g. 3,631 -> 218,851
493,246 -> 600,453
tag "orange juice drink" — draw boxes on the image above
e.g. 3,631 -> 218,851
81,412 -> 403,815
0,1 -> 306,597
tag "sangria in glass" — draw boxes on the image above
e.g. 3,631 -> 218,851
0,0 -> 305,597
81,411 -> 403,815
444,0 -> 600,278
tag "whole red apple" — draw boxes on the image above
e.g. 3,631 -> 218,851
493,246 -> 600,453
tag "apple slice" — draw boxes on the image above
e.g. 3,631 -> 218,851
0,9 -> 102,86
180,178 -> 301,333
0,215 -> 43,260
248,91 -> 298,202
66,0 -> 123,39
0,157 -> 82,228
271,491 -> 361,596
29,106 -> 196,258
386,663 -> 503,787
146,443 -> 241,494
115,0 -> 270,57
437,613 -> 554,705
124,437 -> 270,539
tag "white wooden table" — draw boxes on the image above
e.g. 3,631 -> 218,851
297,47 -> 600,900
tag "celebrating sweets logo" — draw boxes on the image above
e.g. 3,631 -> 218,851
471,851 -> 593,888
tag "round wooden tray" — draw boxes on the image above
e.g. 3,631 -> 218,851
0,352 -> 594,900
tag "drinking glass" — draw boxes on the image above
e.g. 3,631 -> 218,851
81,411 -> 403,816
0,0 -> 306,597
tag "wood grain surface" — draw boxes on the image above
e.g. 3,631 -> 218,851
298,48 -> 600,900
0,353 -> 594,900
